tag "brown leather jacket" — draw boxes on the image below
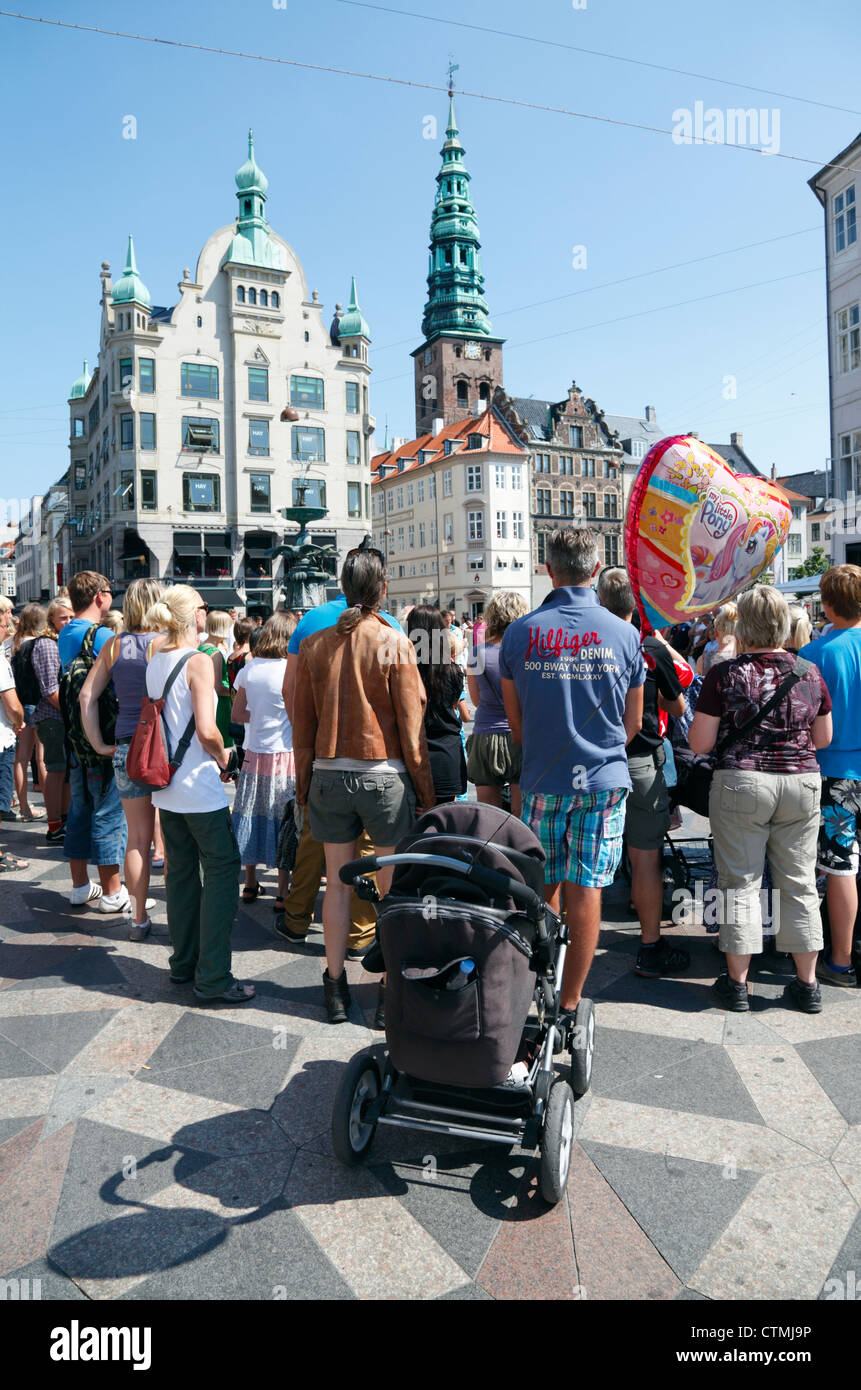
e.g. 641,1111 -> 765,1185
293,612 -> 436,809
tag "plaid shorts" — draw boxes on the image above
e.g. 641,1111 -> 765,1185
523,788 -> 628,888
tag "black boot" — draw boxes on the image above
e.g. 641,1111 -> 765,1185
323,969 -> 351,1025
373,980 -> 386,1031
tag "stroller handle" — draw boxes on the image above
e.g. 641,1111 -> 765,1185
339,852 -> 544,914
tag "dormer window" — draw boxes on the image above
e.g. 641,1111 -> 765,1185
468,434 -> 483,451
244,199 -> 252,215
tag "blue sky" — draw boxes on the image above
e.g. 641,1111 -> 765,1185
1,0 -> 859,502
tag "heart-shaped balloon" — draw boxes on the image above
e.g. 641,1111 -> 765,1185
625,436 -> 791,631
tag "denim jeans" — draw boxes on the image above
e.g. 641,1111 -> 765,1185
0,744 -> 14,812
64,756 -> 127,866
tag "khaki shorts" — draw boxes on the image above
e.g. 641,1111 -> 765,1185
308,768 -> 417,847
625,753 -> 670,851
466,732 -> 522,788
37,717 -> 67,773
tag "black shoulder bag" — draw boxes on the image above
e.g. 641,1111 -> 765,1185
675,657 -> 814,818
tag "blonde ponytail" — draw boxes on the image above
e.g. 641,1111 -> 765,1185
143,585 -> 200,647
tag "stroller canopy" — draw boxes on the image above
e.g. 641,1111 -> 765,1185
393,802 -> 547,904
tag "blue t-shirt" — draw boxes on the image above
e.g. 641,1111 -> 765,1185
799,626 -> 861,778
499,586 -> 645,796
57,619 -> 113,673
287,594 -> 402,655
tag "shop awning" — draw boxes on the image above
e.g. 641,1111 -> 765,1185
243,545 -> 272,559
196,588 -> 243,608
203,540 -> 233,557
173,536 -> 202,557
119,530 -> 149,561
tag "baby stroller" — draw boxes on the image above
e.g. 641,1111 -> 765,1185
331,803 -> 595,1205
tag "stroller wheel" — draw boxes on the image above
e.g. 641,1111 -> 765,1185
539,1079 -> 574,1205
332,1051 -> 381,1166
569,998 -> 595,1098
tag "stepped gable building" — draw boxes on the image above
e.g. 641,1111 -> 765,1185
66,132 -> 374,614
371,406 -> 530,618
496,384 -> 625,596
411,98 -> 505,437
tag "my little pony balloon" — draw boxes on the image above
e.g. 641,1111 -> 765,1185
625,436 -> 791,632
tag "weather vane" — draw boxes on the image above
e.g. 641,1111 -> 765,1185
447,57 -> 459,97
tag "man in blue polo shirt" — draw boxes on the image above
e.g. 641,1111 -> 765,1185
279,541 -> 401,963
501,528 -> 645,1011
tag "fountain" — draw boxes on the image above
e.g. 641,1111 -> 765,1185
275,475 -> 337,611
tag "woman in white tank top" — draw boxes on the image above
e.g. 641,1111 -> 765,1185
143,586 -> 254,1004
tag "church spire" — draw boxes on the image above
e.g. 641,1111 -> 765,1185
420,97 -> 492,342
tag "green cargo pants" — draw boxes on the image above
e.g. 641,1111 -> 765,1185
159,807 -> 241,997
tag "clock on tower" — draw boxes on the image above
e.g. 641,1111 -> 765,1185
464,342 -> 481,360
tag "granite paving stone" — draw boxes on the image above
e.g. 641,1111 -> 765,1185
4,946 -> 129,994
595,1000 -> 725,1044
0,1009 -> 119,1074
727,1045 -> 847,1156
817,1209 -> 861,1299
68,1002 -> 185,1075
0,1118 -> 44,1189
0,1033 -> 54,1079
42,1075 -> 131,1137
476,1169 -> 580,1300
590,1026 -> 764,1126
0,1122 -> 76,1277
832,1159 -> 861,1206
0,986 -> 135,1019
580,1141 -> 760,1283
0,1075 -> 58,1116
831,1125 -> 861,1168
437,1282 -> 493,1299
0,1256 -> 89,1300
50,1203 -> 228,1300
795,1035 -> 861,1126
580,1096 -> 817,1171
138,1029 -> 300,1112
0,1112 -> 44,1146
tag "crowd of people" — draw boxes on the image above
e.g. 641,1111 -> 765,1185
1,525 -> 859,1025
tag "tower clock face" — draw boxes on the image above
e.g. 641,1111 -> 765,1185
464,341 -> 481,359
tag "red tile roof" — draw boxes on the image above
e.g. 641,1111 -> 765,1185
371,407 -> 526,483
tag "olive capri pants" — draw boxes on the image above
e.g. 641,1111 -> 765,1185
709,769 -> 823,956
159,808 -> 241,997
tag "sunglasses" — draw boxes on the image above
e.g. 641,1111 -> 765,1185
346,544 -> 385,564
196,603 -> 210,614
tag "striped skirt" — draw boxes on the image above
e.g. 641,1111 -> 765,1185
232,749 -> 296,868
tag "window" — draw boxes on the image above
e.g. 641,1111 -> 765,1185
290,375 -> 324,409
456,380 -> 468,405
812,523 -> 821,541
467,555 -> 485,571
495,511 -> 508,539
119,357 -> 133,388
536,533 -> 546,565
428,475 -> 436,499
631,439 -> 646,459
608,464 -> 618,479
396,487 -> 404,510
791,503 -> 803,520
840,430 -> 861,494
443,514 -> 454,544
406,483 -> 414,505
271,292 -> 279,309
348,482 -> 362,518
120,469 -> 134,511
584,457 -> 596,477
248,367 -> 268,401
140,413 -> 156,451
408,524 -> 415,549
73,418 -> 85,439
787,533 -> 802,555
339,429 -> 358,467
248,419 -> 270,456
386,490 -> 394,512
291,426 -> 325,462
535,453 -> 551,473
237,286 -> 246,303
418,522 -> 426,547
248,288 -> 256,305
560,490 -> 575,518
139,358 -> 155,393
443,470 -> 452,497
835,185 -> 857,254
537,489 -> 551,516
102,375 -> 109,411
559,456 -> 574,475
467,464 -> 483,492
420,562 -> 427,575
141,471 -> 157,511
397,527 -> 404,551
583,491 -> 596,518
293,477 -> 326,508
259,290 -> 268,307
182,417 -> 220,452
430,519 -> 437,544
603,492 -> 618,519
837,304 -> 861,373
88,400 -> 100,435
604,535 -> 619,566
512,510 -> 524,540
183,473 -> 221,511
120,414 -> 134,451
494,464 -> 506,488
346,381 -> 360,414
181,362 -> 219,398
468,511 -> 484,541
417,479 -> 425,503
569,425 -> 582,448
74,462 -> 86,491
250,474 -> 271,512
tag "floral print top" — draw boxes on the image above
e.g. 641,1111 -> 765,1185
696,652 -> 831,774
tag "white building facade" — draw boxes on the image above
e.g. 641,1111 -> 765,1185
372,409 -> 532,618
66,134 -> 374,612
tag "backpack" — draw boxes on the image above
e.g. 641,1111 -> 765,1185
11,638 -> 41,707
126,651 -> 197,789
59,624 -> 118,781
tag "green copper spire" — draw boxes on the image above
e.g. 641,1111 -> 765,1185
421,96 -> 492,341
225,130 -> 283,270
338,277 -> 371,340
69,359 -> 92,400
112,235 -> 151,309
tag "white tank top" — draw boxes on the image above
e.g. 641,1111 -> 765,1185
146,647 -> 228,815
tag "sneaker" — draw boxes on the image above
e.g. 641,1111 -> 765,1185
128,917 -> 152,942
635,940 -> 691,978
98,888 -> 131,914
273,920 -> 308,944
711,972 -> 750,1012
1,809 -> 23,822
786,977 -> 823,1013
46,825 -> 66,846
816,953 -> 858,988
69,881 -> 102,908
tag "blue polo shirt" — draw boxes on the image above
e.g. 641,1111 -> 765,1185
499,586 -> 645,797
799,626 -> 861,778
57,619 -> 113,673
287,594 -> 402,654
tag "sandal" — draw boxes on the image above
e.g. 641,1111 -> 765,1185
193,981 -> 255,1003
151,856 -> 165,870
21,808 -> 46,822
0,852 -> 29,872
241,883 -> 264,902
